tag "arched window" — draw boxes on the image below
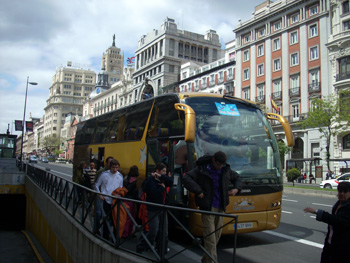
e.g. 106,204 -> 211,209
343,134 -> 350,149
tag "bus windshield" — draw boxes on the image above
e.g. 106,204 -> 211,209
185,96 -> 282,185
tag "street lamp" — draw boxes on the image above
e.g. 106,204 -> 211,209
20,76 -> 38,170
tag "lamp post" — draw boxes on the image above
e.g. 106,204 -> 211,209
20,76 -> 38,170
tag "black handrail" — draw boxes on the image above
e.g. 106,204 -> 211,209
25,164 -> 238,263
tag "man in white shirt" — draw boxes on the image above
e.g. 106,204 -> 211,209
94,159 -> 123,239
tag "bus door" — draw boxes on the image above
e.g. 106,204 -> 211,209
98,147 -> 105,171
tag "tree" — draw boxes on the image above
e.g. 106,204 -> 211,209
286,168 -> 300,186
299,91 -> 350,170
43,135 -> 61,154
278,140 -> 292,169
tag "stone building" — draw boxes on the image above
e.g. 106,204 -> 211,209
132,17 -> 224,101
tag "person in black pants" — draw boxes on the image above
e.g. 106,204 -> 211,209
304,181 -> 350,263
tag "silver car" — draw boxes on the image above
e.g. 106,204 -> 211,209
320,173 -> 350,189
29,156 -> 38,163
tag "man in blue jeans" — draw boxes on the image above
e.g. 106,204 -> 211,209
136,163 -> 173,254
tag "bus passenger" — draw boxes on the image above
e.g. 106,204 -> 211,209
94,156 -> 113,234
182,151 -> 242,263
136,163 -> 173,254
73,161 -> 86,204
94,159 -> 123,240
122,165 -> 140,238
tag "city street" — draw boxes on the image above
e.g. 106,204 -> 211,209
33,163 -> 334,262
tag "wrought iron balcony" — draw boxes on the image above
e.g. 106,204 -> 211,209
272,91 -> 282,100
308,82 -> 321,93
336,71 -> 350,81
289,87 -> 300,97
255,95 -> 265,103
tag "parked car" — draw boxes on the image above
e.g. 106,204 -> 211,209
29,156 -> 38,163
41,157 -> 48,163
320,173 -> 350,189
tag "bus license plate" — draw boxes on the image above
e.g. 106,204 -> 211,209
234,222 -> 253,230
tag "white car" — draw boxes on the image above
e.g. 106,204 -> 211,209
320,173 -> 350,189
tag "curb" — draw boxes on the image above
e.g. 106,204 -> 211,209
283,187 -> 337,198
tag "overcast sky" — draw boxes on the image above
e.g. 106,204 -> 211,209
0,0 -> 264,135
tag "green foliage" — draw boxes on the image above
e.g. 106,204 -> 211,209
286,168 -> 301,182
299,91 -> 350,169
278,140 -> 292,157
54,149 -> 63,156
43,134 -> 62,153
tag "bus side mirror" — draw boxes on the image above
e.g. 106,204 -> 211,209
267,113 -> 295,147
174,103 -> 196,143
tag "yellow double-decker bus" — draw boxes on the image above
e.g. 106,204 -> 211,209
73,92 -> 293,235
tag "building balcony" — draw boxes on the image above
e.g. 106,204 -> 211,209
336,71 -> 350,82
308,82 -> 321,93
227,74 -> 234,81
289,87 -> 300,97
272,91 -> 282,100
217,78 -> 224,84
255,95 -> 265,104
285,113 -> 308,123
209,81 -> 215,87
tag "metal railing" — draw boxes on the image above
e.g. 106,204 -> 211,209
25,164 -> 238,263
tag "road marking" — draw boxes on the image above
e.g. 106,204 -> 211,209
311,203 -> 332,207
282,199 -> 298,202
264,230 -> 323,249
282,210 -> 292,214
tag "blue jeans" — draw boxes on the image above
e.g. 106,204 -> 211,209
94,198 -> 103,234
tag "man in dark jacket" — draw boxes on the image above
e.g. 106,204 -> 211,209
183,151 -> 242,263
136,162 -> 173,254
304,181 -> 350,263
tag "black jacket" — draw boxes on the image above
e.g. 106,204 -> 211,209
182,155 -> 242,211
316,198 -> 350,261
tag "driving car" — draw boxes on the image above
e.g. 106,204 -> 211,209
320,173 -> 350,189
29,156 -> 38,163
41,157 -> 48,163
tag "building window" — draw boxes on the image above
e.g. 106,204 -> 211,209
257,64 -> 264,76
310,5 -> 318,16
310,69 -> 320,86
258,27 -> 265,37
243,50 -> 249,61
169,65 -> 175,73
243,68 -> 250,81
309,24 -> 318,37
274,21 -> 281,31
343,1 -> 350,14
273,58 -> 281,71
291,13 -> 299,24
338,56 -> 350,79
291,52 -> 299,66
257,44 -> 264,57
292,104 -> 300,118
291,75 -> 300,89
344,20 -> 350,30
309,46 -> 319,60
273,37 -> 280,51
343,134 -> 350,149
290,31 -> 298,45
244,34 -> 251,43
243,88 -> 250,100
273,79 -> 281,92
257,84 -> 264,97
202,77 -> 207,88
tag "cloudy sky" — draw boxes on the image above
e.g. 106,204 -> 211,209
0,0 -> 264,135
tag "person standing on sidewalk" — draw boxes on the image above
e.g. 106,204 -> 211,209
304,181 -> 350,263
94,159 -> 123,240
182,151 -> 242,263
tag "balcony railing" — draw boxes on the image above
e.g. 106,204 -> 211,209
336,71 -> 350,81
255,95 -> 265,103
308,82 -> 321,93
272,91 -> 282,100
289,87 -> 300,97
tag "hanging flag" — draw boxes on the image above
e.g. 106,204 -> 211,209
26,121 -> 33,132
15,120 -> 22,131
270,97 -> 280,112
127,57 -> 135,64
